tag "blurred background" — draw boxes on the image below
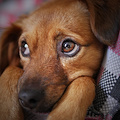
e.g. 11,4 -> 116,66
0,0 -> 47,34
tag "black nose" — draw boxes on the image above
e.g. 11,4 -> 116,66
19,89 -> 44,110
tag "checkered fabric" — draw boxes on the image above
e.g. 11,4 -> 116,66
86,32 -> 120,120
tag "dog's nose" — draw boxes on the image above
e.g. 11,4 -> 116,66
19,89 -> 44,110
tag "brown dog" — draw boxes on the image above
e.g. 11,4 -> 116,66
0,0 -> 120,120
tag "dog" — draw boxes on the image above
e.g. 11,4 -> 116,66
0,0 -> 120,120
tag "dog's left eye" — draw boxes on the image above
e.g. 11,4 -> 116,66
61,38 -> 80,57
20,41 -> 30,57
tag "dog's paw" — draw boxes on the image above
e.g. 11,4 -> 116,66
47,77 -> 95,120
0,66 -> 24,120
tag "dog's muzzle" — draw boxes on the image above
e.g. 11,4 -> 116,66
18,74 -> 69,113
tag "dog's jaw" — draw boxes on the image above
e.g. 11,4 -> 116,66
23,108 -> 49,120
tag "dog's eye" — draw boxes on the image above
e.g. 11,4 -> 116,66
20,41 -> 30,57
61,39 -> 80,57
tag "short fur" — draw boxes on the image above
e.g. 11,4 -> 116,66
0,0 -> 120,120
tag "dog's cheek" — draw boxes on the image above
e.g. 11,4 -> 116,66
18,76 -> 25,92
39,76 -> 69,111
45,83 -> 67,103
19,55 -> 30,70
59,43 -> 104,81
35,83 -> 67,112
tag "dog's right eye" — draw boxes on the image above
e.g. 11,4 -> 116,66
20,41 -> 30,57
60,38 -> 80,57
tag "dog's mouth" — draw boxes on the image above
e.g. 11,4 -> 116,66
23,108 -> 49,120
19,83 -> 68,115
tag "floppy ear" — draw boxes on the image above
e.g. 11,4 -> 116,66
83,0 -> 120,45
0,16 -> 26,75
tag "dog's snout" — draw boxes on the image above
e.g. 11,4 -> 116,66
19,89 -> 44,110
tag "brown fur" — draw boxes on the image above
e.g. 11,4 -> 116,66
0,66 -> 23,120
84,0 -> 120,45
0,0 -> 119,120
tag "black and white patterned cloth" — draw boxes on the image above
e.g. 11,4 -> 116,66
86,31 -> 120,120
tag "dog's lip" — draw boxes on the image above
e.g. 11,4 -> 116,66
34,113 -> 49,120
39,112 -> 49,115
33,110 -> 50,115
22,105 -> 50,115
23,108 -> 49,120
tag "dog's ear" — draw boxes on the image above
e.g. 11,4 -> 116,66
83,0 -> 120,45
0,16 -> 26,75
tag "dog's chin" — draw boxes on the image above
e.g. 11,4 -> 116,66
23,108 -> 49,120
33,111 -> 49,117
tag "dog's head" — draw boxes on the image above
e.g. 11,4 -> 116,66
0,0 -> 120,113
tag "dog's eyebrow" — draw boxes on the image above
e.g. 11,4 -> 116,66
54,32 -> 64,41
54,29 -> 89,45
19,31 -> 39,52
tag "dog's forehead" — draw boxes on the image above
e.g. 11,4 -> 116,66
23,0 -> 89,34
20,0 -> 92,54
